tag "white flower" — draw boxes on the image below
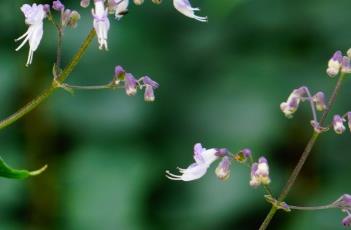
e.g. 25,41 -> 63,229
280,87 -> 305,118
166,143 -> 218,181
114,0 -> 129,20
173,0 -> 207,22
92,0 -> 110,50
15,4 -> 46,66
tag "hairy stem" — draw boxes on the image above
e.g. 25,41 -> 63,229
0,29 -> 96,130
259,73 -> 346,230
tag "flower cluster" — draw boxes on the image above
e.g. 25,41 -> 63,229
79,0 -> 207,49
15,1 -> 81,66
114,65 -> 159,102
332,194 -> 351,227
166,143 -> 271,189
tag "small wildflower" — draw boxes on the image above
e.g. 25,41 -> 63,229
52,0 -> 64,11
173,0 -> 208,22
249,157 -> 271,187
166,143 -> 219,181
142,76 -> 159,102
215,156 -> 231,181
15,4 -> 47,66
327,51 -> 343,78
280,87 -> 305,118
312,92 -> 327,112
124,73 -> 138,96
333,114 -> 346,135
92,0 -> 110,50
114,0 -> 129,20
234,148 -> 252,163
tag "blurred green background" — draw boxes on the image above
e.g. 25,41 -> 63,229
1,0 -> 351,229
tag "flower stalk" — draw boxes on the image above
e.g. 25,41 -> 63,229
259,73 -> 346,230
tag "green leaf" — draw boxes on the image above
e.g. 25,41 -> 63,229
0,157 -> 47,179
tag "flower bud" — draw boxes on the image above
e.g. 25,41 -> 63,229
215,156 -> 231,181
327,51 -> 343,78
67,11 -> 81,28
143,76 -> 159,102
249,157 -> 271,187
152,0 -> 162,4
125,73 -> 138,96
333,114 -> 346,135
80,0 -> 91,8
280,87 -> 305,118
343,215 -> 351,227
312,92 -> 327,111
234,148 -> 252,163
114,65 -> 126,85
52,0 -> 64,11
215,148 -> 229,157
133,0 -> 144,5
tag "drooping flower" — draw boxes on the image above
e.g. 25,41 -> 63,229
166,143 -> 219,181
249,157 -> 271,187
215,156 -> 231,181
15,4 -> 46,66
312,92 -> 327,112
114,0 -> 129,20
280,87 -> 306,118
327,51 -> 343,78
124,73 -> 138,96
173,0 -> 207,22
333,114 -> 346,135
92,0 -> 110,50
142,76 -> 159,102
343,215 -> 351,227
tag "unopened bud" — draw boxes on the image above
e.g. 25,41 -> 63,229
333,114 -> 346,134
215,156 -> 231,181
133,0 -> 144,5
327,51 -> 343,78
312,92 -> 327,111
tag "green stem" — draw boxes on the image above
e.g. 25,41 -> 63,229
61,83 -> 117,91
259,73 -> 346,230
0,29 -> 96,130
288,204 -> 335,211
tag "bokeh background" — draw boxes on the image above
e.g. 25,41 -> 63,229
0,0 -> 351,229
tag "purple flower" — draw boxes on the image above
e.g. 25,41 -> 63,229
215,148 -> 229,157
92,0 -> 110,50
215,156 -> 231,181
343,215 -> 351,227
15,4 -> 46,66
312,92 -> 327,112
124,73 -> 138,96
333,114 -> 346,135
114,65 -> 126,84
327,51 -> 343,78
142,76 -> 159,102
166,143 -> 219,181
52,0 -> 64,11
250,156 -> 271,187
280,87 -> 306,118
173,0 -> 207,22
